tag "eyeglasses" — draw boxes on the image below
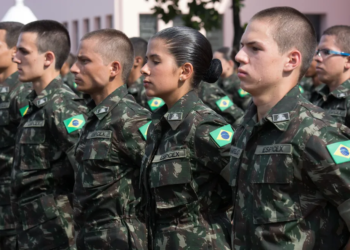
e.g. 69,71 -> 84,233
315,49 -> 350,58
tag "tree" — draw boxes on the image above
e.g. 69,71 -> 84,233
149,0 -> 244,50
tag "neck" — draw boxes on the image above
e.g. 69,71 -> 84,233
327,74 -> 350,92
33,70 -> 60,95
312,74 -> 322,87
254,83 -> 294,121
0,64 -> 18,82
222,67 -> 234,79
163,86 -> 192,110
91,80 -> 123,106
127,68 -> 142,87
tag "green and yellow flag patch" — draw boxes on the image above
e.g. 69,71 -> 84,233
299,85 -> 304,93
148,98 -> 165,111
327,141 -> 350,164
238,88 -> 249,97
64,114 -> 86,133
210,124 -> 234,147
73,82 -> 78,88
19,105 -> 29,117
139,121 -> 152,140
216,96 -> 233,111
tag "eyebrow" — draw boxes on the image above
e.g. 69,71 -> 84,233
241,41 -> 262,46
145,54 -> 160,59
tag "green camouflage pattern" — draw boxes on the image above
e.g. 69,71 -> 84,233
197,82 -> 244,128
62,72 -> 91,104
128,75 -> 149,109
141,90 -> 232,250
309,83 -> 326,103
229,85 -> 350,249
0,71 -> 32,238
298,77 -> 314,100
311,80 -> 350,127
216,73 -> 252,111
11,78 -> 88,250
0,234 -> 16,250
74,84 -> 151,250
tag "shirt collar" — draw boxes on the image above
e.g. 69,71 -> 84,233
152,90 -> 200,130
89,84 -> 128,120
242,85 -> 301,132
27,78 -> 63,108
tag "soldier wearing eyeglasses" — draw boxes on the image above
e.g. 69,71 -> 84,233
311,25 -> 350,127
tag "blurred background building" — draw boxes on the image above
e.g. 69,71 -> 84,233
1,0 -> 350,53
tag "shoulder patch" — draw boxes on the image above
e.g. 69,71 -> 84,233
19,105 -> 29,117
209,124 -> 234,147
73,82 -> 78,89
95,107 -> 109,114
272,112 -> 290,122
216,96 -> 233,111
36,97 -> 47,106
139,121 -> 152,140
299,85 -> 304,93
168,112 -> 183,121
238,88 -> 249,97
0,87 -> 9,94
148,97 -> 165,111
63,114 -> 86,133
327,141 -> 350,164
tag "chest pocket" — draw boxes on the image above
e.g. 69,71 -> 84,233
19,120 -> 49,170
150,148 -> 197,209
251,144 -> 301,225
0,102 -> 10,126
82,130 -> 115,188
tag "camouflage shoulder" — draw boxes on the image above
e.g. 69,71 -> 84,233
300,101 -> 340,129
122,94 -> 151,116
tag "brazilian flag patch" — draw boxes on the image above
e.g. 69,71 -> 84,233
216,96 -> 233,111
139,121 -> 152,140
19,105 -> 29,117
327,141 -> 350,164
209,124 -> 234,147
63,114 -> 86,133
73,82 -> 78,89
299,85 -> 304,93
238,88 -> 249,97
148,98 -> 165,111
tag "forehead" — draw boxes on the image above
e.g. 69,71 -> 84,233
242,19 -> 275,44
213,51 -> 225,60
17,32 -> 38,48
146,38 -> 171,56
319,35 -> 339,49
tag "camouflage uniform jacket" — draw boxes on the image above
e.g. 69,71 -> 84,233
197,82 -> 244,128
229,85 -> 350,249
309,83 -> 325,103
217,73 -> 252,111
11,78 -> 88,250
141,90 -> 233,250
298,77 -> 314,100
311,80 -> 350,127
0,72 -> 32,237
74,84 -> 151,250
62,72 -> 91,104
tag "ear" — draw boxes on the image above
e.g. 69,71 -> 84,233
43,51 -> 55,68
110,61 -> 122,78
284,49 -> 301,73
228,59 -> 234,68
344,56 -> 350,70
179,62 -> 194,82
134,56 -> 143,67
10,46 -> 17,58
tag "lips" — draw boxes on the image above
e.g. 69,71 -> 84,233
143,79 -> 151,88
237,68 -> 248,78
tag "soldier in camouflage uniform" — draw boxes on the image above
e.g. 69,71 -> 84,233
299,58 -> 323,100
214,47 -> 252,111
0,22 -> 32,250
311,26 -> 350,127
230,7 -> 350,249
197,82 -> 244,127
71,30 -> 151,250
11,20 -> 88,250
140,27 -> 232,250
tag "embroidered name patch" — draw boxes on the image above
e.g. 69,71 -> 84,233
230,146 -> 242,158
328,109 -> 346,117
87,130 -> 112,139
152,149 -> 187,163
0,102 -> 10,109
24,120 -> 45,127
255,144 -> 292,155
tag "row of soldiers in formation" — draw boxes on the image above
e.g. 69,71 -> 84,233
0,5 -> 350,250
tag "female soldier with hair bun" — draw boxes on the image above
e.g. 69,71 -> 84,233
140,26 -> 232,250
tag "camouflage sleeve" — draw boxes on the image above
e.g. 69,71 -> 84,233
303,125 -> 350,229
10,83 -> 31,122
194,115 -> 232,179
120,109 -> 151,165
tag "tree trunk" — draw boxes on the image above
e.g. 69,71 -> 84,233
232,0 -> 243,50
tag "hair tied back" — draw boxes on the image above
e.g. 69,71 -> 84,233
203,59 -> 222,83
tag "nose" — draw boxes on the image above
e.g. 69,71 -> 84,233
314,53 -> 322,63
141,62 -> 150,76
13,51 -> 21,64
235,48 -> 248,65
70,62 -> 79,74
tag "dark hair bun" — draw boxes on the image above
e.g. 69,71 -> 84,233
203,59 -> 222,83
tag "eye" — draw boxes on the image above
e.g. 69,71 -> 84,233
324,50 -> 331,55
252,47 -> 259,51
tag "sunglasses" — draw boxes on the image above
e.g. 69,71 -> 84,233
315,49 -> 350,58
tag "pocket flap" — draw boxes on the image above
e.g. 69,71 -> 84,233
20,127 -> 46,144
82,131 -> 112,160
19,195 -> 58,231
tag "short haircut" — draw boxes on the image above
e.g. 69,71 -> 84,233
323,25 -> 350,54
252,7 -> 317,80
21,20 -> 71,70
66,53 -> 76,68
0,22 -> 24,48
216,46 -> 239,68
130,37 -> 147,64
82,29 -> 134,83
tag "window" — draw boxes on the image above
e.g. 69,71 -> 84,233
72,20 -> 79,52
106,15 -> 113,29
206,16 -> 223,52
140,15 -> 157,41
305,14 -> 322,41
94,17 -> 101,30
83,19 -> 90,34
